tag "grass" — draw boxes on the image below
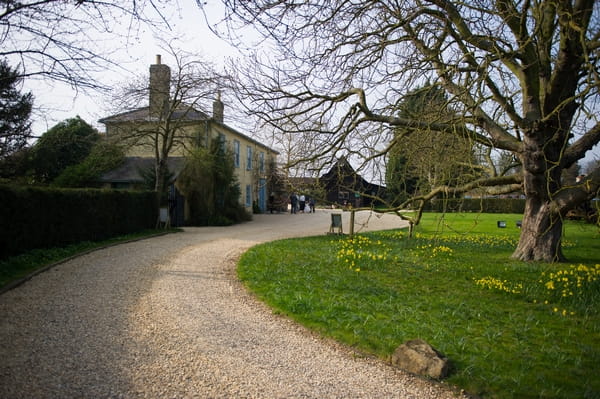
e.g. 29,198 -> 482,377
0,229 -> 179,290
238,212 -> 600,399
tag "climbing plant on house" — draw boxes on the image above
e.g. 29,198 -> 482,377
177,139 -> 249,226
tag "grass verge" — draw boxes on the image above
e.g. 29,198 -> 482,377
238,212 -> 600,398
0,228 -> 180,291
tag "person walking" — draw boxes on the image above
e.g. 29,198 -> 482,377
299,194 -> 306,213
309,197 -> 315,213
290,193 -> 298,214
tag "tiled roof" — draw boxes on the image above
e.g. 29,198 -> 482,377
98,105 -> 279,155
98,105 -> 210,124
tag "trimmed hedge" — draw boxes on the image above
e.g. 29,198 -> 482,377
0,185 -> 157,259
423,198 -> 526,213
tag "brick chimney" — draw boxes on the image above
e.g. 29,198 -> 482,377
213,91 -> 224,123
149,54 -> 171,118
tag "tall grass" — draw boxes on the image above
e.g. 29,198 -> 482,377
238,213 -> 600,398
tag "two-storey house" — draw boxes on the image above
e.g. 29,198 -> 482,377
98,55 -> 278,225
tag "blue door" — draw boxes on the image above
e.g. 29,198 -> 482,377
258,179 -> 267,212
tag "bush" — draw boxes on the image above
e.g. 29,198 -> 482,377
423,198 -> 526,213
52,141 -> 124,188
0,185 -> 157,259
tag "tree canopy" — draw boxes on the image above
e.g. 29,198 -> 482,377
386,84 -> 475,204
30,116 -> 99,184
214,0 -> 600,262
52,140 -> 124,188
0,59 -> 33,158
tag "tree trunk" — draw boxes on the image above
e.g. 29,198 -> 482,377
155,158 -> 169,203
154,158 -> 169,228
511,197 -> 565,262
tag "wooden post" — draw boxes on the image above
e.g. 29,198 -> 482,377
349,209 -> 355,238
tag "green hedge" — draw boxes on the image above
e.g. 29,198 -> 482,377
0,185 -> 157,259
423,198 -> 526,213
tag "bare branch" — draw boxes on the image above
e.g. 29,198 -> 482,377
0,0 -> 173,91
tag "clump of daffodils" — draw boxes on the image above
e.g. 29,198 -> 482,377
336,235 -> 392,271
473,264 -> 599,317
413,243 -> 454,260
474,276 -> 523,294
539,264 -> 600,300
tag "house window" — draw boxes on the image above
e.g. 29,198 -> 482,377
338,191 -> 349,200
218,133 -> 226,152
246,146 -> 253,170
233,140 -> 240,168
245,184 -> 252,207
259,151 -> 265,173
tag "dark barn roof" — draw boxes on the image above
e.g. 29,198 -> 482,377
318,157 -> 386,206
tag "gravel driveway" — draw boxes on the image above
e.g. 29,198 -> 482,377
0,210 -> 463,398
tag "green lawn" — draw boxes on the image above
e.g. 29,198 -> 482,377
238,213 -> 600,399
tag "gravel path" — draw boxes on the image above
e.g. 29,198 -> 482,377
0,210 -> 463,398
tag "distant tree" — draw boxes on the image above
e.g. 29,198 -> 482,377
177,147 -> 215,224
212,138 -> 248,224
0,146 -> 33,184
52,140 -> 124,188
0,59 -> 33,158
265,156 -> 287,211
386,84 -> 475,203
385,154 -> 416,206
30,116 -> 99,183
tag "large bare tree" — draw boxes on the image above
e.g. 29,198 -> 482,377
212,0 -> 600,262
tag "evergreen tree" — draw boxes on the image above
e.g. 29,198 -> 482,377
386,84 -> 476,200
0,60 -> 33,158
30,116 -> 99,184
52,140 -> 125,188
385,153 -> 417,206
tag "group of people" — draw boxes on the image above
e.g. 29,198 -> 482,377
289,193 -> 316,214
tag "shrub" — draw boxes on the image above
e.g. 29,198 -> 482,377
52,141 -> 124,188
0,185 -> 156,259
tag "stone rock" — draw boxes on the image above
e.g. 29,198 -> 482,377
391,339 -> 449,379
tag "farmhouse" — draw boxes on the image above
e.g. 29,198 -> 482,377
98,55 -> 278,225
